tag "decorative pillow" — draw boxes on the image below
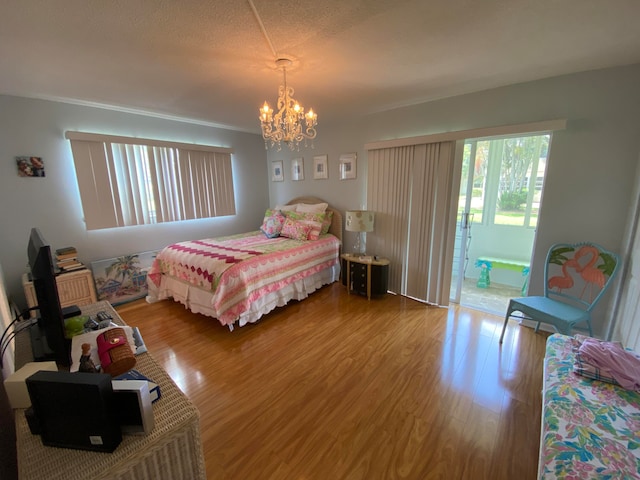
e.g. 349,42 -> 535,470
296,202 -> 328,214
281,218 -> 312,241
286,211 -> 324,240
274,204 -> 298,212
320,210 -> 334,235
260,210 -> 286,238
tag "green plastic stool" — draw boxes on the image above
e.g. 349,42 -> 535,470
476,264 -> 491,289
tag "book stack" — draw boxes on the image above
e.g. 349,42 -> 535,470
55,246 -> 86,273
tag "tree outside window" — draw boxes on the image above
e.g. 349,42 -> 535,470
462,134 -> 549,228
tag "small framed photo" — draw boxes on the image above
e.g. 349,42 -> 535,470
291,157 -> 304,181
271,160 -> 284,182
313,155 -> 328,180
339,153 -> 357,180
16,156 -> 46,177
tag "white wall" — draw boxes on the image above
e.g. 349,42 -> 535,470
0,95 -> 269,308
267,63 -> 640,336
610,152 -> 640,346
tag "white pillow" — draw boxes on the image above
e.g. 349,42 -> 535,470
274,204 -> 298,212
296,202 -> 328,214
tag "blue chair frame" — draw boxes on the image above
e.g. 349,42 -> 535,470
499,242 -> 620,343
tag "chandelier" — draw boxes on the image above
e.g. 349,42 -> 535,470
259,57 -> 317,151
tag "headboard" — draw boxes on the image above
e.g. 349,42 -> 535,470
287,196 -> 342,244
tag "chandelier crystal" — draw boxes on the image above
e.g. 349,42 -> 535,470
259,58 -> 317,151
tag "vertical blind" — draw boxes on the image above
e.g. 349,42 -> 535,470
66,132 -> 235,230
367,141 -> 459,306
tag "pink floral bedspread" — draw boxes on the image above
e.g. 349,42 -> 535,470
147,231 -> 340,326
540,334 -> 640,479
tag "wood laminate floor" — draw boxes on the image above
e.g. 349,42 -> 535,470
116,282 -> 549,480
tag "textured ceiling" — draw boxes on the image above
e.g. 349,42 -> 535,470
2,0 -> 640,133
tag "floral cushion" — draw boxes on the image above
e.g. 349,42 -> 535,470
280,218 -> 312,241
540,334 -> 640,479
285,211 -> 324,240
260,210 -> 286,238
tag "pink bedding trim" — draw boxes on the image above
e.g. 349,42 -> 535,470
211,238 -> 339,325
218,259 -> 338,324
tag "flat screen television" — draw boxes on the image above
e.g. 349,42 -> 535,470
27,228 -> 71,366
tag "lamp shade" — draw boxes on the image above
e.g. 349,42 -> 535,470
345,210 -> 375,233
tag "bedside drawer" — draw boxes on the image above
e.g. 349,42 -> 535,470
341,255 -> 389,299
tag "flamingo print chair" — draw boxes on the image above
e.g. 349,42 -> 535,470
499,242 -> 620,343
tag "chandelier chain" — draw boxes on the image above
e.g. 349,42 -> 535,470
247,0 -> 278,58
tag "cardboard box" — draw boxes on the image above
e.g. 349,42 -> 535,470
4,361 -> 57,409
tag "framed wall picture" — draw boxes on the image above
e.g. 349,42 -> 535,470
16,156 -> 45,177
313,155 -> 328,180
291,157 -> 304,181
271,160 -> 284,182
339,153 -> 357,180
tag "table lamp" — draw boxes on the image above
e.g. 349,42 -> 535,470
345,210 -> 375,255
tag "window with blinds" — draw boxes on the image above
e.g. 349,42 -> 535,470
66,132 -> 235,230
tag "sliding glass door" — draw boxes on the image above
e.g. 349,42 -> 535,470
449,141 -> 481,304
449,134 -> 550,313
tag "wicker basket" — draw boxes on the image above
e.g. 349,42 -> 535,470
97,327 -> 136,376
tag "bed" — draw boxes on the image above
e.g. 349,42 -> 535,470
539,334 -> 640,479
146,197 -> 342,330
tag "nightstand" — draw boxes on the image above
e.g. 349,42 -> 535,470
341,253 -> 390,299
